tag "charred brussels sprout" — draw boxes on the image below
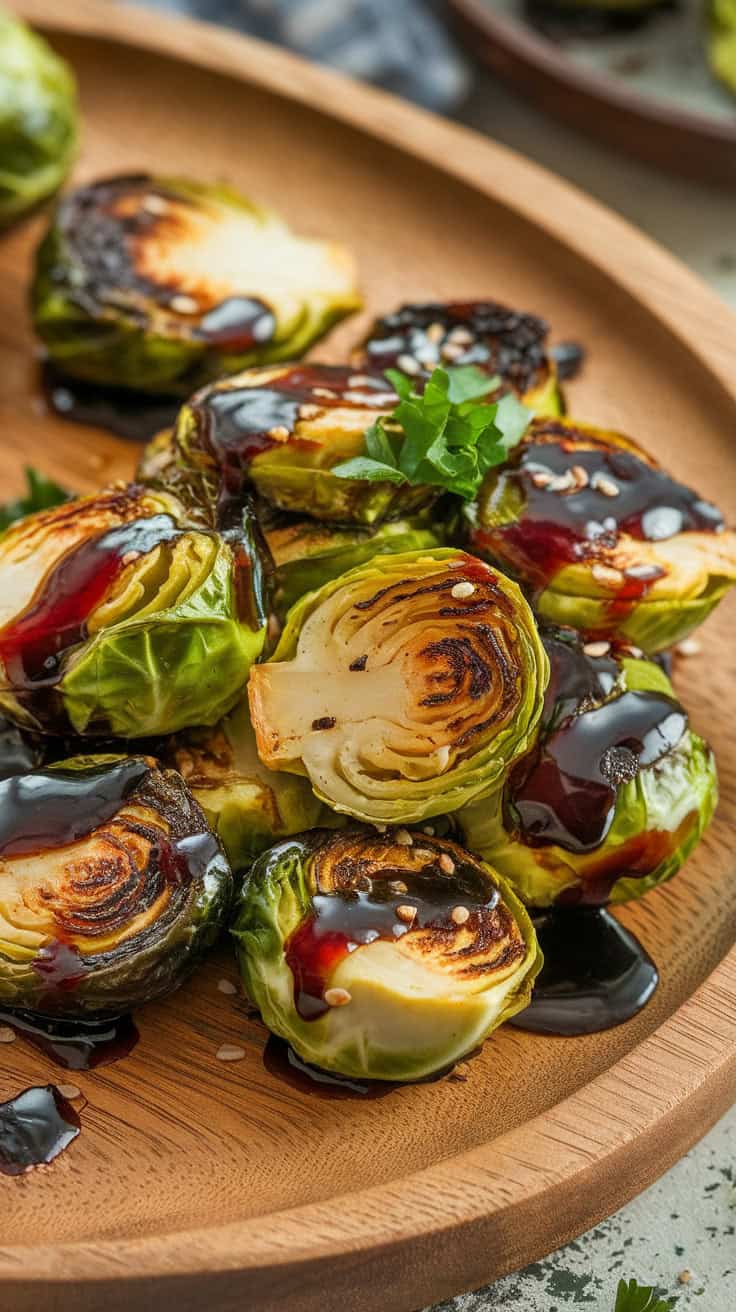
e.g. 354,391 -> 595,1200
167,698 -> 327,872
32,174 -> 361,394
0,12 -> 77,226
464,416 -> 736,653
355,300 -> 563,416
708,0 -> 736,95
265,515 -> 441,617
0,484 -> 267,737
155,364 -> 438,528
248,549 -> 548,824
232,829 -> 540,1081
0,755 -> 231,1013
459,627 -> 717,907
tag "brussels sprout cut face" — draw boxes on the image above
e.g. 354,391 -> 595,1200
168,697 -> 325,872
459,627 -> 717,907
356,301 -> 563,416
0,483 -> 267,737
465,417 -> 736,653
0,755 -> 231,1014
32,174 -> 361,393
0,12 -> 77,226
232,830 -> 540,1080
248,548 -> 548,824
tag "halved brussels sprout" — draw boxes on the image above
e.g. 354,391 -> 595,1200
0,483 -> 267,737
708,0 -> 736,95
464,416 -> 736,653
0,11 -> 77,226
459,626 -> 717,907
167,697 -> 328,872
248,548 -> 548,824
157,364 -> 439,528
265,515 -> 441,617
355,301 -> 564,416
32,174 -> 361,394
232,829 -> 540,1081
0,754 -> 231,1013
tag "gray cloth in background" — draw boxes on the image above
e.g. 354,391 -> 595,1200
139,0 -> 470,109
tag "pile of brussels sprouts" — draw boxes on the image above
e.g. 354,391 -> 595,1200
0,15 -> 734,1082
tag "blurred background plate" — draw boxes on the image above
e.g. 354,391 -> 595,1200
448,0 -> 736,184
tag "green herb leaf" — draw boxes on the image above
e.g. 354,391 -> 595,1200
0,467 -> 70,532
332,365 -> 530,500
614,1278 -> 678,1312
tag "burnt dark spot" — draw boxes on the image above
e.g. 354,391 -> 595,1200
349,654 -> 368,671
311,717 -> 336,731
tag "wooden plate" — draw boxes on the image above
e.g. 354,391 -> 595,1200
448,0 -> 736,186
2,3 -> 736,1309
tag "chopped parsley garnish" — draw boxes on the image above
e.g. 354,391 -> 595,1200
614,1278 -> 677,1312
0,467 -> 70,532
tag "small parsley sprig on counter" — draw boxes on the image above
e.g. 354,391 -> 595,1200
0,467 -> 69,532
614,1278 -> 677,1312
332,364 -> 531,500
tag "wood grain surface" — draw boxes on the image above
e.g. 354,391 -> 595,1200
1,4 -> 735,1310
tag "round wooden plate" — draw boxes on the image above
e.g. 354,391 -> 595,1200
448,0 -> 736,186
2,3 -> 736,1310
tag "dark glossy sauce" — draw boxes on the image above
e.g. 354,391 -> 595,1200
0,1085 -> 81,1175
263,1036 -> 395,1099
0,715 -> 44,780
512,908 -> 659,1036
0,513 -> 182,690
44,364 -> 180,443
0,757 -> 150,858
196,297 -> 275,352
360,300 -> 550,394
0,1010 -> 138,1070
551,340 -> 585,381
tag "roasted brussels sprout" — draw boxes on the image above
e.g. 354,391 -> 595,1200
32,174 -> 361,394
0,11 -> 77,226
464,416 -> 736,653
0,483 -> 267,737
167,697 -> 327,872
459,626 -> 717,907
153,364 -> 440,528
355,301 -> 563,416
708,0 -> 736,95
248,549 -> 548,824
232,829 -> 540,1081
0,755 -> 231,1013
265,515 -> 441,617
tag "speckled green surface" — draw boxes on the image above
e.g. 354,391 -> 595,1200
426,1105 -> 735,1310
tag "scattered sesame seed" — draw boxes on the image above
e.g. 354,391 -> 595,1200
426,322 -> 445,343
142,194 -> 168,215
593,474 -> 620,498
625,563 -> 662,580
57,1083 -> 82,1101
170,293 -> 199,315
531,471 -> 552,489
447,326 -> 473,346
451,581 -> 475,600
388,879 -> 408,895
441,342 -> 464,362
583,640 -> 610,658
394,829 -> 413,846
423,825 -> 435,836
268,425 -> 290,441
439,853 -> 456,874
216,1043 -> 246,1062
313,387 -> 337,400
451,905 -> 470,925
348,374 -> 375,388
396,904 -> 417,924
571,464 -> 589,488
677,637 -> 701,656
299,403 -> 321,420
324,987 -> 352,1007
591,562 -> 624,587
218,978 -> 238,995
413,849 -> 434,862
678,1270 -> 692,1285
548,471 -> 576,493
0,1026 -> 15,1044
436,745 -> 451,770
397,353 -> 421,376
374,823 -> 388,834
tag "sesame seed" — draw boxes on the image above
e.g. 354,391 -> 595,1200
324,987 -> 352,1007
571,464 -> 589,488
447,326 -> 473,346
268,425 -> 290,441
397,353 -> 420,376
451,905 -> 470,925
348,374 -> 375,388
451,581 -> 475,600
625,563 -> 662,580
583,640 -> 610,658
677,637 -> 701,656
678,1270 -> 692,1285
591,563 -> 624,587
413,849 -> 434,862
299,403 -> 321,420
57,1083 -> 82,1101
396,904 -> 417,924
423,825 -> 435,836
531,471 -> 552,489
313,387 -> 337,400
441,342 -> 464,363
374,823 -> 388,834
0,1026 -> 15,1044
426,322 -> 445,343
436,745 -> 451,771
388,879 -> 408,895
142,194 -> 168,215
218,978 -> 238,995
593,474 -> 620,498
439,853 -> 456,874
394,829 -> 413,847
170,293 -> 199,315
216,1043 -> 246,1062
548,471 -> 576,493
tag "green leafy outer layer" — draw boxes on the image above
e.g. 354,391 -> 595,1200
0,754 -> 232,1013
458,657 -> 717,907
709,0 -> 736,94
0,10 -> 77,225
248,548 -> 549,825
231,831 -> 541,1081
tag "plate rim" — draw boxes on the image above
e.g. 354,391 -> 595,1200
4,0 -> 736,1299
